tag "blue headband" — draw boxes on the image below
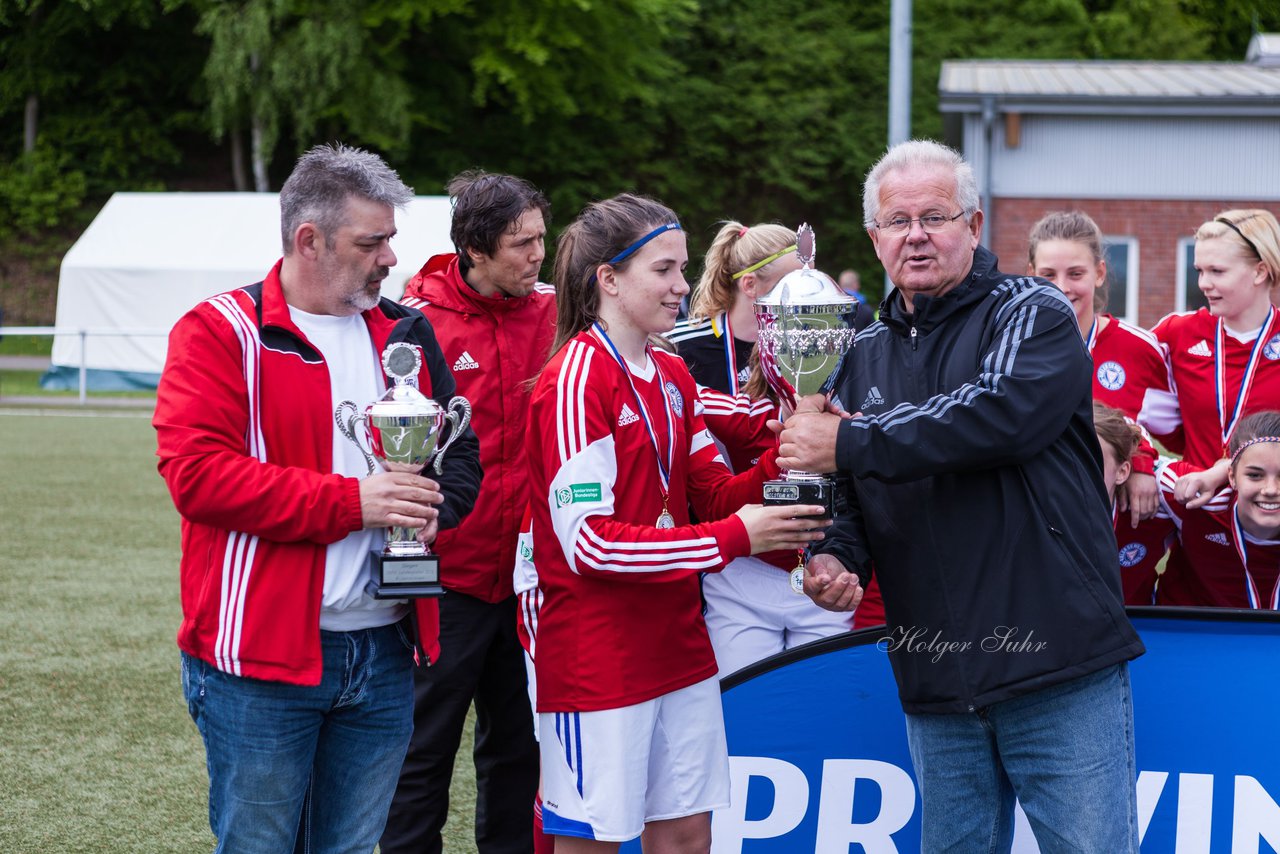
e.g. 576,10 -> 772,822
589,222 -> 682,284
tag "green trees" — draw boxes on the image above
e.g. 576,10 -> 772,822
196,0 -> 414,190
0,0 -> 1275,305
0,0 -> 202,244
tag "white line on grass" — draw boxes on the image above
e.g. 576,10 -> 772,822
0,407 -> 153,419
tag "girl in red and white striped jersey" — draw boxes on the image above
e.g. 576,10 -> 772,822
1156,410 -> 1280,608
1147,210 -> 1280,469
525,194 -> 829,852
1093,403 -> 1174,605
1027,210 -> 1170,528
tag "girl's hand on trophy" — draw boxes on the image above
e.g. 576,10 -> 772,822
359,471 -> 443,529
735,504 -> 831,554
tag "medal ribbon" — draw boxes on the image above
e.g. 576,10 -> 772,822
593,323 -> 676,502
717,311 -> 740,395
1215,307 -> 1278,452
1231,504 -> 1280,609
1085,317 -> 1099,354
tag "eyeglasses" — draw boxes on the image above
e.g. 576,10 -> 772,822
874,211 -> 966,235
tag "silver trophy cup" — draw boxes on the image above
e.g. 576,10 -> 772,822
755,224 -> 857,521
337,342 -> 472,599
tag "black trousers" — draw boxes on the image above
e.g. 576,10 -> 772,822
380,592 -> 540,854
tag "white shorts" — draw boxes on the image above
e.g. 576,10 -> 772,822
538,676 -> 729,842
703,556 -> 853,678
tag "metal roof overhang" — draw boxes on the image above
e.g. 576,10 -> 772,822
938,93 -> 1280,118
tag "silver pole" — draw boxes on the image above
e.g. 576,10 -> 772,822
888,0 -> 913,146
981,95 -> 996,247
79,330 -> 87,405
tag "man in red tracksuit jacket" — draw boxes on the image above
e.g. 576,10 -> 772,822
382,171 -> 555,854
155,144 -> 482,853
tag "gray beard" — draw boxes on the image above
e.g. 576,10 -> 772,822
345,288 -> 380,313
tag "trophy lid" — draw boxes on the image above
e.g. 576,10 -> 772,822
383,342 -> 422,383
754,224 -> 856,313
369,343 -> 441,416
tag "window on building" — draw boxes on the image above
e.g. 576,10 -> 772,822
1177,237 -> 1209,314
1102,237 -> 1139,324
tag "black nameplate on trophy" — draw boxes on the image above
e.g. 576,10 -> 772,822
365,552 -> 446,599
763,478 -> 846,521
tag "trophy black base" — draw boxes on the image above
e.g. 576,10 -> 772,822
364,551 -> 446,599
763,476 -> 845,521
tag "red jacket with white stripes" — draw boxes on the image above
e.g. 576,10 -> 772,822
1090,314 -> 1171,476
155,261 -> 481,686
1148,307 -> 1280,467
1156,461 -> 1280,608
401,254 -> 557,602
526,328 -> 781,711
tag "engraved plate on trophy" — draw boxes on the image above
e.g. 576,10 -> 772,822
755,224 -> 857,520
336,342 -> 472,599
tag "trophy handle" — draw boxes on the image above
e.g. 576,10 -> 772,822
431,396 -> 473,476
335,400 -> 378,475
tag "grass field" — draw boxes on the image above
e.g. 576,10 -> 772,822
0,369 -> 159,399
0,409 -> 479,853
0,335 -> 54,356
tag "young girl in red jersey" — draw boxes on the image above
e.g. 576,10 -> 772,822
1027,210 -> 1170,527
1093,403 -> 1175,604
525,194 -> 828,853
1155,411 -> 1280,608
1147,210 -> 1280,468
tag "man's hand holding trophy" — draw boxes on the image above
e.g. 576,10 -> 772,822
337,341 -> 471,599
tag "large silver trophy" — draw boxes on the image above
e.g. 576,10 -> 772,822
337,342 -> 471,599
755,224 -> 857,526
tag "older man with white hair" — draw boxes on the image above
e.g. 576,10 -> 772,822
776,139 -> 1144,853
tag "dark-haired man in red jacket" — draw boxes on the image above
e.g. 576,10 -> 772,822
383,170 -> 555,854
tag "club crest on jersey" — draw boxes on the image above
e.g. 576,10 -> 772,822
664,381 -> 684,417
555,483 -> 603,507
1096,360 -> 1126,391
1118,542 -> 1147,567
1264,333 -> 1280,361
519,540 -> 533,561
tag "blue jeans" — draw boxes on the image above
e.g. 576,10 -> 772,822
904,662 -> 1138,854
181,621 -> 415,854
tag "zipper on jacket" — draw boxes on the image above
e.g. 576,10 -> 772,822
910,325 -> 919,350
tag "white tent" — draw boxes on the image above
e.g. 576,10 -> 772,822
47,192 -> 453,386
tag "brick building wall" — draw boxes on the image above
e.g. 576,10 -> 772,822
990,197 -> 1279,329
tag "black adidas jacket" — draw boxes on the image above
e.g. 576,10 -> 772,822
814,246 -> 1145,714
